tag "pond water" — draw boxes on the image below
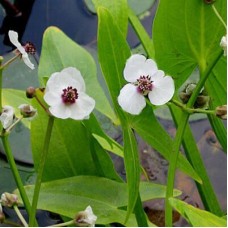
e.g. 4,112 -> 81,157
0,0 -> 226,227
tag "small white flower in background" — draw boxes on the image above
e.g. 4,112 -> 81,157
75,205 -> 97,227
18,104 -> 37,120
44,67 -> 95,120
1,192 -> 18,207
118,54 -> 175,115
220,34 -> 227,56
8,30 -> 35,70
0,106 -> 15,129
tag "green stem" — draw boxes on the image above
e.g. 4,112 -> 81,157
29,116 -> 54,226
48,220 -> 75,227
4,116 -> 24,134
13,205 -> 28,227
165,50 -> 223,226
211,4 -> 227,30
1,136 -> 32,218
0,54 -> 20,70
165,113 -> 189,226
170,99 -> 216,115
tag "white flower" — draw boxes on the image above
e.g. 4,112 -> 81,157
18,104 -> 37,120
220,35 -> 227,56
118,54 -> 175,115
44,67 -> 95,120
8,30 -> 35,70
75,205 -> 97,227
0,106 -> 15,129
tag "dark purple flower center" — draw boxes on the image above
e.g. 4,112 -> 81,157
61,86 -> 78,104
136,75 -> 153,95
24,42 -> 36,55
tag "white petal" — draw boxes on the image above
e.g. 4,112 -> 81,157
148,75 -> 175,105
69,93 -> 95,120
61,67 -> 86,92
124,54 -> 158,82
22,53 -> 35,70
8,30 -> 21,48
49,103 -> 71,119
8,30 -> 25,54
44,91 -> 61,106
118,83 -> 146,115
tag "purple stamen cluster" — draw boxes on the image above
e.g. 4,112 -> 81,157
24,42 -> 36,55
136,75 -> 153,95
61,86 -> 78,104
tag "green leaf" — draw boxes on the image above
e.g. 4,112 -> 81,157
16,176 -> 181,226
31,98 -> 120,182
128,7 -> 155,59
169,198 -> 227,227
92,0 -> 128,36
85,0 -> 155,17
97,6 -> 142,222
153,0 -> 226,88
131,105 -> 202,183
38,26 -> 117,124
206,57 -> 227,151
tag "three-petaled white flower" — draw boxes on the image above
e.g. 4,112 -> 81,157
220,34 -> 227,56
118,54 -> 175,115
0,106 -> 15,129
75,205 -> 97,227
8,30 -> 35,70
44,67 -> 95,120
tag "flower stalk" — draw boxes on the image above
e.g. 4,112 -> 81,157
29,116 -> 54,226
170,99 -> 216,115
13,205 -> 28,227
1,135 -> 32,219
211,4 -> 227,29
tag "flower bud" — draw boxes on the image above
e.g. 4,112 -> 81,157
26,87 -> 36,98
74,206 -> 97,227
0,106 -> 15,129
18,104 -> 37,119
216,105 -> 227,120
1,193 -> 18,207
179,83 -> 209,108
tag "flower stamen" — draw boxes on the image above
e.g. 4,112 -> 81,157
136,75 -> 153,95
61,86 -> 78,104
24,42 -> 36,55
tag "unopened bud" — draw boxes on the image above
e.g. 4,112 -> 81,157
195,95 -> 210,109
216,105 -> 227,120
74,206 -> 97,227
26,87 -> 36,98
180,83 -> 209,108
18,104 -> 37,119
1,193 -> 18,207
